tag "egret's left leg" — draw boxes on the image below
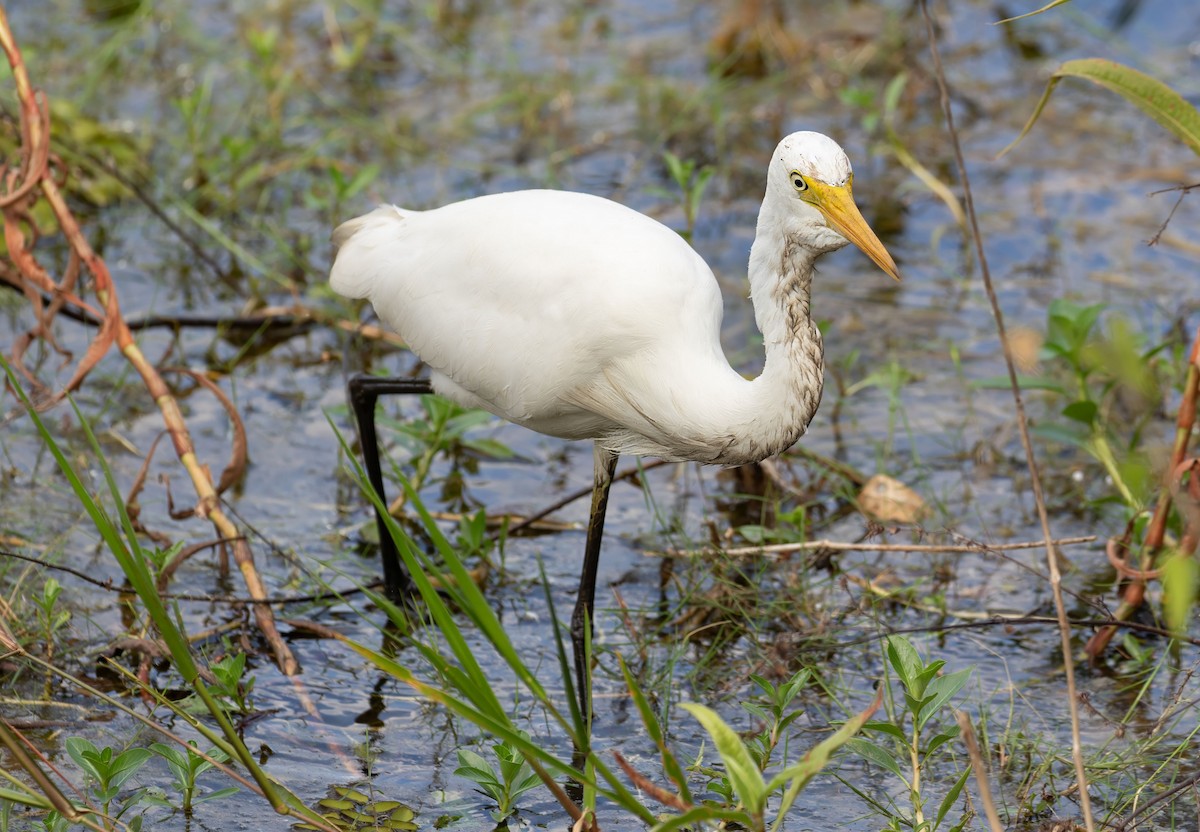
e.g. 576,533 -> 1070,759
347,373 -> 434,599
570,444 -> 619,725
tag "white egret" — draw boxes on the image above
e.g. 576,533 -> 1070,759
332,131 -> 900,718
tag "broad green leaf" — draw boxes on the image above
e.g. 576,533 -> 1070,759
106,749 -> 153,791
885,636 -> 923,690
1003,59 -> 1200,158
916,668 -> 973,731
454,749 -> 494,777
1162,548 -> 1199,636
1062,400 -> 1098,426
924,725 -> 962,757
862,721 -> 907,742
844,738 -> 904,779
680,703 -> 766,815
65,738 -> 102,782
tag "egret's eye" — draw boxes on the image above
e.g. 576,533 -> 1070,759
791,173 -> 808,192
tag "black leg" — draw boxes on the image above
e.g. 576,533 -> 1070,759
347,373 -> 433,599
571,443 -> 619,726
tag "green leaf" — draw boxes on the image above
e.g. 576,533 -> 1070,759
935,766 -> 972,828
194,787 -> 239,804
106,748 -> 152,791
1062,400 -> 1098,426
443,409 -> 496,435
913,661 -> 946,698
1162,548 -> 1199,636
461,437 -> 515,459
1003,59 -> 1200,158
844,738 -> 904,779
915,668 -> 973,731
973,374 -> 1067,394
886,636 -> 923,691
924,725 -> 962,757
767,690 -> 883,824
342,163 -> 380,200
862,721 -> 907,742
680,703 -> 766,816
65,738 -> 102,782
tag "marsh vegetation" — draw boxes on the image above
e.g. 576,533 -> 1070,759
0,1 -> 1198,830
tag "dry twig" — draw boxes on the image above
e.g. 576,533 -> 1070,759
920,3 -> 1094,828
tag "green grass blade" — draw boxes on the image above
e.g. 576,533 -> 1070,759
767,689 -> 882,824
395,473 -> 562,709
333,419 -> 655,824
1002,58 -> 1200,157
330,417 -> 506,713
1053,59 -> 1200,155
650,804 -> 754,832
2,362 -> 184,667
679,703 -> 766,816
993,0 -> 1072,24
536,558 -> 587,742
1,360 -> 306,817
618,656 -> 692,803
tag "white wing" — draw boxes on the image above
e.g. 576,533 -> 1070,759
330,190 -> 730,446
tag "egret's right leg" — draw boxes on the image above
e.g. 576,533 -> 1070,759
570,444 -> 619,726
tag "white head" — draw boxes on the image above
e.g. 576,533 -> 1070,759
765,131 -> 900,280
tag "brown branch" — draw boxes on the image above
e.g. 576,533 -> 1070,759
162,368 -> 248,495
0,279 -> 406,346
502,459 -> 672,536
0,547 -> 381,604
613,750 -> 691,811
1112,769 -> 1200,832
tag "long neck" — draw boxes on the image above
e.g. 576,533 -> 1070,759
716,209 -> 825,464
601,201 -> 828,466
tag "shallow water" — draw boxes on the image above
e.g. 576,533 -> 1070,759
2,0 -> 1199,829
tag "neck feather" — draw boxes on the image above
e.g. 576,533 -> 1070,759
712,209 -> 825,464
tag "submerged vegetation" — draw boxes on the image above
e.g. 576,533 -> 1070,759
1,1 -> 1198,830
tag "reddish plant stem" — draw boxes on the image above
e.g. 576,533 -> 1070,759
1086,327 -> 1200,659
0,6 -> 297,675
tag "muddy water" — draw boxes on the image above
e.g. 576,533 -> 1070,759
2,0 -> 1199,829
